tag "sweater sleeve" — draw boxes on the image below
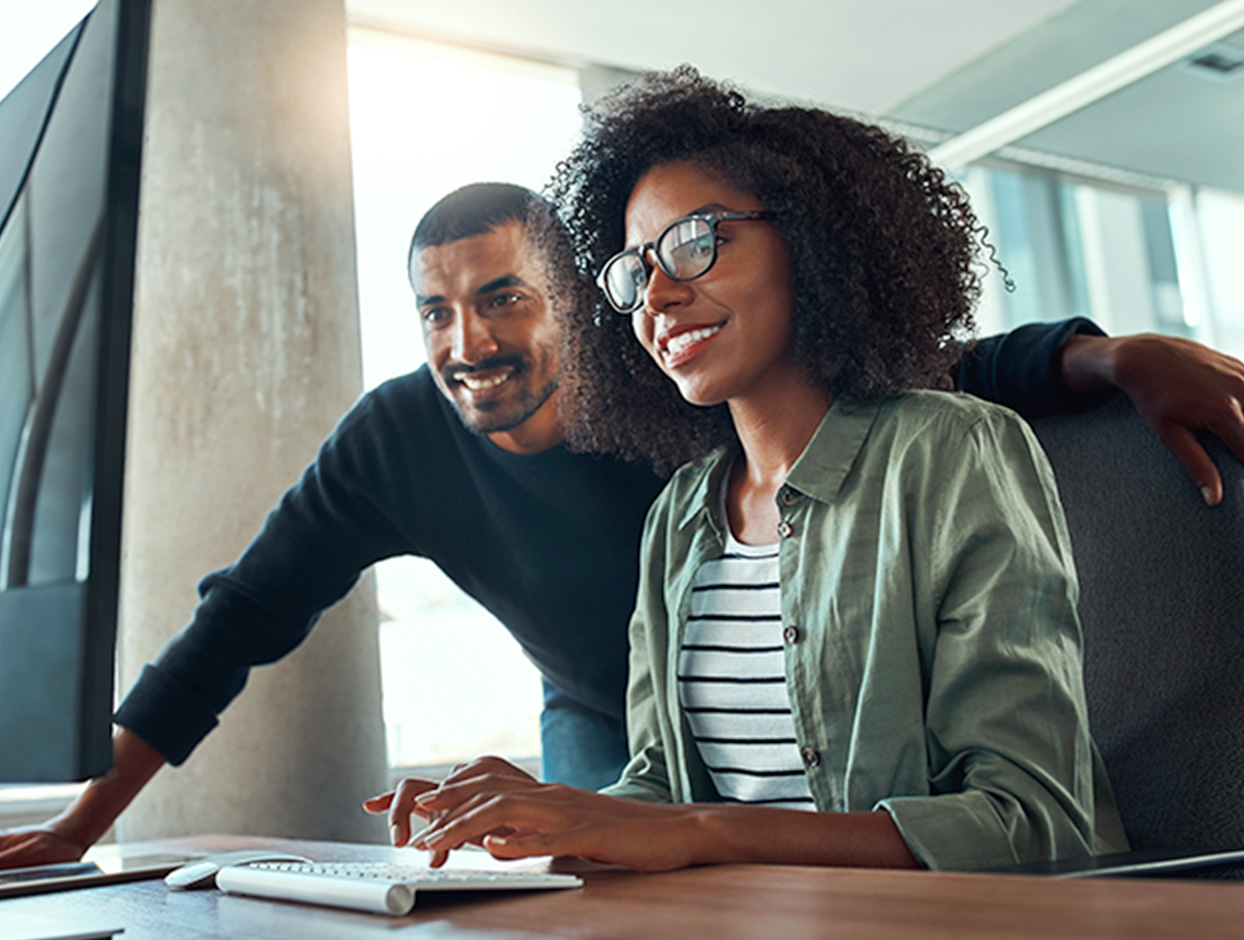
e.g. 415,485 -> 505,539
956,318 -> 1110,418
113,388 -> 415,765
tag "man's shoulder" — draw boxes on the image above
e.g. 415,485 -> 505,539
357,364 -> 442,414
337,365 -> 458,438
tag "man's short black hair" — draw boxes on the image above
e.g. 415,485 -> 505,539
408,182 -> 547,269
407,181 -> 590,345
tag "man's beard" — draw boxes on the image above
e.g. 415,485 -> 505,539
442,354 -> 561,436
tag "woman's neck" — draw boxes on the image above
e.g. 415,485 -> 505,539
730,380 -> 832,482
724,381 -> 832,545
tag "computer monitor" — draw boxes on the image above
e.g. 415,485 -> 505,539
0,0 -> 150,782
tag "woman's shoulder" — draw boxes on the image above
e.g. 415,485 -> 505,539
876,389 -> 1032,441
865,391 -> 1049,481
885,388 -> 1020,420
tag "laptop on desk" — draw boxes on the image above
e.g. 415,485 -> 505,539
992,847 -> 1244,879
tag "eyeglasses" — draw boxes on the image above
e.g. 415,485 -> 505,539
595,210 -> 776,314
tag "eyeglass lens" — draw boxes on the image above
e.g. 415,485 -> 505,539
602,255 -> 647,313
661,217 -> 715,278
602,216 -> 716,312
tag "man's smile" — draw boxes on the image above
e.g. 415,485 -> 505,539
444,355 -> 527,404
455,368 -> 514,392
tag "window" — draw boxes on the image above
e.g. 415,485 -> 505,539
961,160 -> 1243,359
346,28 -> 584,771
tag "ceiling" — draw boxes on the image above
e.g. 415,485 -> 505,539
346,0 -> 1244,193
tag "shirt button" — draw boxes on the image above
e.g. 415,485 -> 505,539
801,747 -> 821,769
780,487 -> 800,506
776,519 -> 793,538
783,625 -> 800,644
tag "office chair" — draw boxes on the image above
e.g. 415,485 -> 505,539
1028,392 -> 1244,877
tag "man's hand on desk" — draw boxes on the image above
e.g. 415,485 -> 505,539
0,729 -> 165,870
1062,333 -> 1244,505
363,755 -> 537,868
0,823 -> 89,869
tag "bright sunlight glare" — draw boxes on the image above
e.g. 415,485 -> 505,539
346,30 -> 585,769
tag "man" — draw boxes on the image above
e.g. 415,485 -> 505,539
2,182 -> 1243,866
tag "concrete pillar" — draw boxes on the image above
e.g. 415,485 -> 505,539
115,0 -> 387,843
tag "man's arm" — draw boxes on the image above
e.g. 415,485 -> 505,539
0,377 -> 429,870
1060,332 -> 1244,506
960,319 -> 1244,505
0,729 -> 164,867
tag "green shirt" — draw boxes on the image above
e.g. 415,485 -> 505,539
602,391 -> 1128,871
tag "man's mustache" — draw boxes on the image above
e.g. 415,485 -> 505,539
443,354 -> 526,384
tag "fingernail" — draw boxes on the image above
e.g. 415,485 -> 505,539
1202,485 -> 1216,506
390,823 -> 403,846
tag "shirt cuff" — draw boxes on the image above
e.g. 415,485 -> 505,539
113,664 -> 220,766
1041,317 -> 1112,415
876,792 -> 1022,872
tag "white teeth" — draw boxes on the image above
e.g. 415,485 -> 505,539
664,325 -> 721,358
459,372 -> 509,391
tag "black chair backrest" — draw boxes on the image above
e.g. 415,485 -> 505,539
1031,394 -> 1244,855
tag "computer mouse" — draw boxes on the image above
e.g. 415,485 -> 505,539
164,850 -> 311,890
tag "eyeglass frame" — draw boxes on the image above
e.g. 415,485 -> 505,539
595,210 -> 777,315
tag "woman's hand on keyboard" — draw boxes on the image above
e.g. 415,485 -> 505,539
363,756 -> 536,866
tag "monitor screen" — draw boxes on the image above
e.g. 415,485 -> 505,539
0,0 -> 150,782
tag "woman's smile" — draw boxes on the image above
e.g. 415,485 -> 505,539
659,322 -> 724,368
624,162 -> 797,409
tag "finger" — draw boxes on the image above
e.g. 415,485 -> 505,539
362,792 -> 394,813
439,756 -> 537,790
415,773 -> 539,813
1208,401 -> 1244,469
412,796 -> 493,851
414,796 -> 550,856
388,778 -> 439,846
413,796 -> 511,853
483,831 -> 562,861
467,755 -> 536,781
0,834 -> 42,864
1157,423 -> 1222,506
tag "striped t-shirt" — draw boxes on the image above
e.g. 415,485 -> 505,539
677,523 -> 815,810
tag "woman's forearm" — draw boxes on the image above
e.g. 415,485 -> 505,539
410,773 -> 920,872
685,805 -> 920,869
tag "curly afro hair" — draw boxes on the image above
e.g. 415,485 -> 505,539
550,66 -> 987,474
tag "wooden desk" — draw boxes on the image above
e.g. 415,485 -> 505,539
4,835 -> 1244,939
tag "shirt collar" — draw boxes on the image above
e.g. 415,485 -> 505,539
675,442 -> 737,534
675,398 -> 883,530
786,399 -> 882,504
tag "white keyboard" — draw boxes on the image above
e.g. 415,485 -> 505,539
215,860 -> 583,916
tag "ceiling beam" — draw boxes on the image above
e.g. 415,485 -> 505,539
928,0 -> 1244,169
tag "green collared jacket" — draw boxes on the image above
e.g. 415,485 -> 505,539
601,391 -> 1129,871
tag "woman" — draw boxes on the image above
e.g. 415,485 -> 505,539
367,67 -> 1128,872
